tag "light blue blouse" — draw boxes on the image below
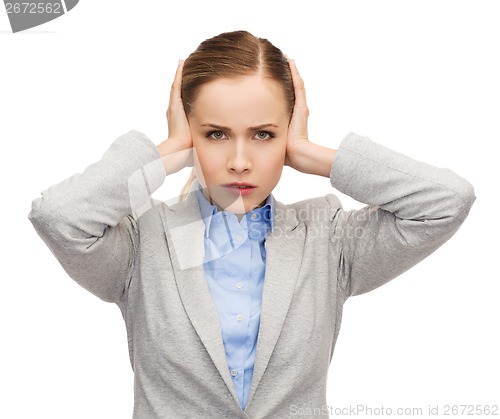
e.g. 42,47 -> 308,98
194,182 -> 274,411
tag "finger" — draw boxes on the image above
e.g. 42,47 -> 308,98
169,59 -> 184,106
288,59 -> 307,109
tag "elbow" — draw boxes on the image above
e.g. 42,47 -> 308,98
28,193 -> 56,225
400,177 -> 476,247
28,196 -> 65,246
451,177 -> 476,220
28,196 -> 53,236
427,177 -> 476,241
434,169 -> 476,221
28,197 -> 41,223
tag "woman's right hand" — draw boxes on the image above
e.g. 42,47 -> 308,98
157,59 -> 194,174
166,60 -> 193,148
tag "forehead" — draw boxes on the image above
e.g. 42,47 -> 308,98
191,75 -> 288,123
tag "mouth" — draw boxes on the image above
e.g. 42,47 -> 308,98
222,182 -> 256,196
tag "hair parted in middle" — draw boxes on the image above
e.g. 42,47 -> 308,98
181,30 -> 295,117
178,30 -> 295,201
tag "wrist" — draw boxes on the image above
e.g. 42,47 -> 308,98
289,141 -> 337,177
156,138 -> 193,176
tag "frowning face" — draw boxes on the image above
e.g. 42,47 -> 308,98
188,74 -> 289,215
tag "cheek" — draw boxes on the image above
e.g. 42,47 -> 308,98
257,146 -> 286,177
270,139 -> 287,161
193,142 -> 224,182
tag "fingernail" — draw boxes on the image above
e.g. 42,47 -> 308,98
178,59 -> 183,66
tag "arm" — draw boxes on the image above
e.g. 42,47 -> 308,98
28,61 -> 192,303
28,130 -> 167,303
328,132 -> 476,297
284,59 -> 476,298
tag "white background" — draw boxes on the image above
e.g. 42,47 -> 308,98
1,1 -> 498,418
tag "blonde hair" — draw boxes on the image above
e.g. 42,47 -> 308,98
178,30 -> 295,202
179,168 -> 197,202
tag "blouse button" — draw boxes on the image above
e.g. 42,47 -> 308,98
236,314 -> 243,321
236,282 -> 243,289
230,369 -> 238,377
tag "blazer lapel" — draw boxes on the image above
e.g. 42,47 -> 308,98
158,191 -> 242,407
244,200 -> 305,411
157,191 -> 305,413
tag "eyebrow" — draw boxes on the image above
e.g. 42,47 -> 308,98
200,123 -> 279,132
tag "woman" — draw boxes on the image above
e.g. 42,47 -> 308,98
28,30 -> 476,418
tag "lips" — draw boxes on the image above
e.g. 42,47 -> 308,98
224,182 -> 256,188
222,182 -> 256,196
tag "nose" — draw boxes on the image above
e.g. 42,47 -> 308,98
227,139 -> 253,173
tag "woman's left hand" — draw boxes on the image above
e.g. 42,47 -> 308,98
285,59 -> 311,171
285,59 -> 338,177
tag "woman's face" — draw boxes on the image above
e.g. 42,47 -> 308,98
188,74 -> 290,215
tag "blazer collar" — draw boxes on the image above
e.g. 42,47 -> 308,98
158,187 -> 305,413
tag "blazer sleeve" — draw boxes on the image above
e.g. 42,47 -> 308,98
28,130 -> 167,303
329,132 -> 476,298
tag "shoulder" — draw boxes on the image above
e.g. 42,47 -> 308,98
133,197 -> 174,230
275,193 -> 344,226
283,193 -> 343,211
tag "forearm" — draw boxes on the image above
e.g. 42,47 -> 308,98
156,138 -> 193,176
330,132 -> 476,230
289,140 -> 337,177
29,130 -> 167,235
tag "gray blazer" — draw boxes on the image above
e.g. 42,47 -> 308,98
28,130 -> 475,418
